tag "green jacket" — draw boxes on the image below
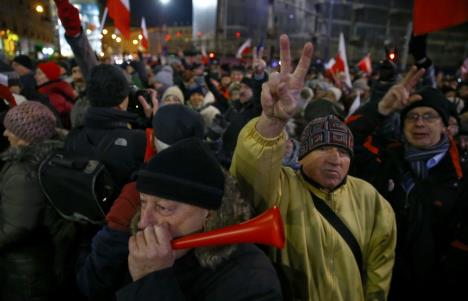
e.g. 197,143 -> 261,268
230,118 -> 396,301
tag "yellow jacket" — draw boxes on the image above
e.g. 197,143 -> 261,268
230,118 -> 396,301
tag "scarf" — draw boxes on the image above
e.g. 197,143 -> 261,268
404,134 -> 449,180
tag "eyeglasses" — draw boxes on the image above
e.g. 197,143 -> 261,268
405,112 -> 440,123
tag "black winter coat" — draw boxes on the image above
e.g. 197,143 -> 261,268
0,140 -> 63,301
64,107 -> 146,189
348,102 -> 467,301
116,244 -> 282,301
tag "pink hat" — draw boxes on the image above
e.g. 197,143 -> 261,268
4,101 -> 56,144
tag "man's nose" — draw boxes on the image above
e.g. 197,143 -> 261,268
138,207 -> 155,229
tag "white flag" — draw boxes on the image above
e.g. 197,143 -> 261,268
338,33 -> 352,88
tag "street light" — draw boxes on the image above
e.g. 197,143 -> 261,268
132,39 -> 138,45
116,37 -> 122,43
160,0 -> 170,5
102,29 -> 108,35
35,4 -> 44,14
111,33 -> 117,39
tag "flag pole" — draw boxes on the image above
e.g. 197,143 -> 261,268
99,7 -> 108,34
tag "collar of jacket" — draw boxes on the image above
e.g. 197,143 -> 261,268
84,106 -> 139,129
0,139 -> 63,164
299,167 -> 348,200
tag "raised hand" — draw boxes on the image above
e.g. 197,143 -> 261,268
252,46 -> 266,75
378,66 -> 426,116
261,35 -> 313,122
138,89 -> 159,119
128,223 -> 176,281
54,0 -> 82,37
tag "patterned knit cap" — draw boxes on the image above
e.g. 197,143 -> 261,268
4,101 -> 56,144
298,114 -> 354,160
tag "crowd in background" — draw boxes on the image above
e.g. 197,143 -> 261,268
0,0 -> 468,300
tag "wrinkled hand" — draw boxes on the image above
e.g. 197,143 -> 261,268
128,223 -> 176,281
261,34 -> 313,122
378,66 -> 426,116
54,0 -> 82,37
138,89 -> 159,119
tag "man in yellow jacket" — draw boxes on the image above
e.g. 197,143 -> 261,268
230,34 -> 397,301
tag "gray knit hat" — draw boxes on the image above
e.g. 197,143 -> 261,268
4,101 -> 56,144
153,66 -> 174,87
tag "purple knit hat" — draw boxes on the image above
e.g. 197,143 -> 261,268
4,101 -> 56,144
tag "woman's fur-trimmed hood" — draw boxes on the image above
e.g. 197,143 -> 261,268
131,171 -> 253,269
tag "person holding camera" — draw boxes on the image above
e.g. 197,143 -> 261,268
64,64 -> 156,190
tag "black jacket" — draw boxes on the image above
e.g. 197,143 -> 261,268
347,102 -> 466,301
116,244 -> 282,301
64,107 -> 146,188
0,140 -> 63,301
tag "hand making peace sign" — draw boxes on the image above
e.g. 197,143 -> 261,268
377,66 -> 426,116
261,34 -> 314,122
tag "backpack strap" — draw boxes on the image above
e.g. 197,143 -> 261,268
310,192 -> 364,282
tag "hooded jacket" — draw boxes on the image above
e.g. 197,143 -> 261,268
230,118 -> 397,301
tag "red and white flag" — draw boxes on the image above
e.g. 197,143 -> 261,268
357,53 -> 372,75
107,0 -> 131,39
325,33 -> 351,88
236,38 -> 252,59
141,17 -> 149,49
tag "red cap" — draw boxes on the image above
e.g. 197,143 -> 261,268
38,62 -> 62,81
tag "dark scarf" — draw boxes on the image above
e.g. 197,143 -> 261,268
404,134 -> 449,179
84,106 -> 138,129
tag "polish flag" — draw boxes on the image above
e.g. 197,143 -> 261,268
236,38 -> 252,59
357,54 -> 372,75
107,0 -> 131,39
325,33 -> 352,88
141,17 -> 149,49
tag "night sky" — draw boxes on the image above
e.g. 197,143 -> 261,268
99,0 -> 193,27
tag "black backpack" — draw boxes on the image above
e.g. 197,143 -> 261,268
38,134 -> 119,224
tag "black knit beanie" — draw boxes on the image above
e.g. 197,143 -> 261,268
87,64 -> 130,107
13,55 -> 35,70
152,104 -> 205,145
136,138 -> 224,209
400,86 -> 450,126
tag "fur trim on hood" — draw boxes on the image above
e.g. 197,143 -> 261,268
131,171 -> 253,269
0,139 -> 64,165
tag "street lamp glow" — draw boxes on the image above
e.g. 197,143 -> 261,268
102,29 -> 108,35
35,4 -> 44,14
160,0 -> 170,5
111,34 -> 117,39
132,39 -> 138,45
116,37 -> 122,43
138,34 -> 143,40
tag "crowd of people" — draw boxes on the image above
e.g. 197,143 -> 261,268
0,0 -> 468,300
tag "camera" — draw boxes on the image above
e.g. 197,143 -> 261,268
127,85 -> 152,118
